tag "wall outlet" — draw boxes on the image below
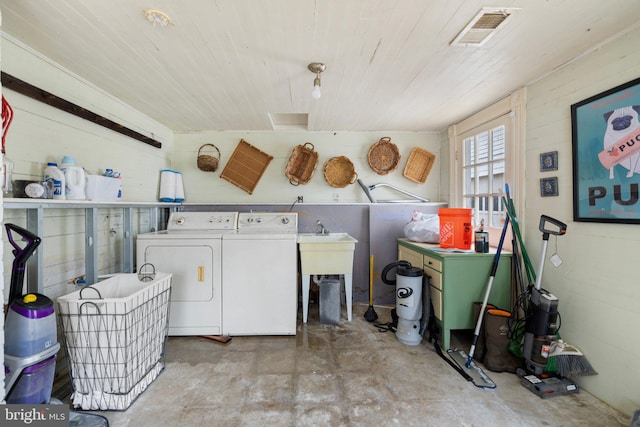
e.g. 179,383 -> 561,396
297,195 -> 303,203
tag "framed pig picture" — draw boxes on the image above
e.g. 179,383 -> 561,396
571,76 -> 640,223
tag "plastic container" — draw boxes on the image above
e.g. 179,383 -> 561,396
319,278 -> 341,324
2,155 -> 14,197
438,208 -> 473,250
174,171 -> 185,202
6,355 -> 56,404
44,162 -> 66,199
4,293 -> 57,358
159,169 -> 176,202
60,156 -> 86,200
114,171 -> 122,200
475,229 -> 489,253
85,175 -> 121,202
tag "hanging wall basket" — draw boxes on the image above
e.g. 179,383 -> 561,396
285,142 -> 319,186
367,137 -> 400,175
323,156 -> 358,188
196,143 -> 221,172
403,147 -> 436,184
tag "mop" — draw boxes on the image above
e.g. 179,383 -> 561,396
438,211 -> 511,389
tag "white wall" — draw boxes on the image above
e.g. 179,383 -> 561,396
0,35 -> 173,305
1,35 -> 174,201
173,131 -> 441,204
524,27 -> 640,415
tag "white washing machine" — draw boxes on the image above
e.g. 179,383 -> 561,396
136,211 -> 238,336
222,212 -> 298,336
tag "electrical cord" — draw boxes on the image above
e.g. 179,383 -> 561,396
373,309 -> 398,332
373,321 -> 396,332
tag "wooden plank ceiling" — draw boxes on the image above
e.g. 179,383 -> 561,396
0,0 -> 638,132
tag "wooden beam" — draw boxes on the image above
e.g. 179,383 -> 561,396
1,72 -> 162,149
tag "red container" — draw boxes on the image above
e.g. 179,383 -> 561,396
438,208 -> 473,250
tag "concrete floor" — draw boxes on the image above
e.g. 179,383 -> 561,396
94,304 -> 627,427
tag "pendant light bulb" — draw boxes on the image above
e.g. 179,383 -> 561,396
312,77 -> 322,99
308,63 -> 326,100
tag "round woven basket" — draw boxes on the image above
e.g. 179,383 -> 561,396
368,137 -> 400,175
197,143 -> 221,172
323,156 -> 358,188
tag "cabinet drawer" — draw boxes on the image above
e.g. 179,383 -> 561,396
423,253 -> 442,272
423,266 -> 442,290
398,246 -> 423,269
430,286 -> 442,320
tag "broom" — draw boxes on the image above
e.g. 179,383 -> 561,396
548,339 -> 597,377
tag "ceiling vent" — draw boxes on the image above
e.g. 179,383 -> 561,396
451,8 -> 517,47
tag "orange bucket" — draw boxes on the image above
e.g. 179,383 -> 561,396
438,208 -> 473,250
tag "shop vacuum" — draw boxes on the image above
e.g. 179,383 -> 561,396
381,260 -> 426,346
3,223 -> 60,404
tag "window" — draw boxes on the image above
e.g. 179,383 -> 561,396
448,89 -> 525,241
461,117 -> 507,228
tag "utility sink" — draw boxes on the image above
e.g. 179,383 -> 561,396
297,232 -> 358,244
297,233 -> 357,275
297,233 -> 358,323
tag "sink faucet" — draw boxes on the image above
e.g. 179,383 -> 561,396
316,220 -> 329,235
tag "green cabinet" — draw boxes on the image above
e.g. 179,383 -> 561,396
398,238 -> 512,349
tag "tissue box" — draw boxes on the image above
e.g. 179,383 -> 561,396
86,175 -> 121,202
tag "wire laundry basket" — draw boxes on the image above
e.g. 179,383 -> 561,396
58,273 -> 171,410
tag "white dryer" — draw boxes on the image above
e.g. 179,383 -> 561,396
136,211 -> 238,336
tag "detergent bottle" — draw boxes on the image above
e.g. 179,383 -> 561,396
60,156 -> 86,200
44,162 -> 66,199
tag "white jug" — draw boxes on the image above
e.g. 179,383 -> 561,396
60,156 -> 86,200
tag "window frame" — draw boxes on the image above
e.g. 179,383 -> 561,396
448,88 -> 526,245
460,115 -> 510,229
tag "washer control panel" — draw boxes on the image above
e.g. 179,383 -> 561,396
167,212 -> 239,230
237,212 -> 298,233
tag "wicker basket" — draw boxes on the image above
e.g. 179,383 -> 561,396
220,139 -> 273,194
403,147 -> 436,184
285,142 -> 319,186
323,156 -> 358,188
368,137 -> 400,175
197,144 -> 221,172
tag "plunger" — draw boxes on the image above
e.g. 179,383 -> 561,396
364,254 -> 378,322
